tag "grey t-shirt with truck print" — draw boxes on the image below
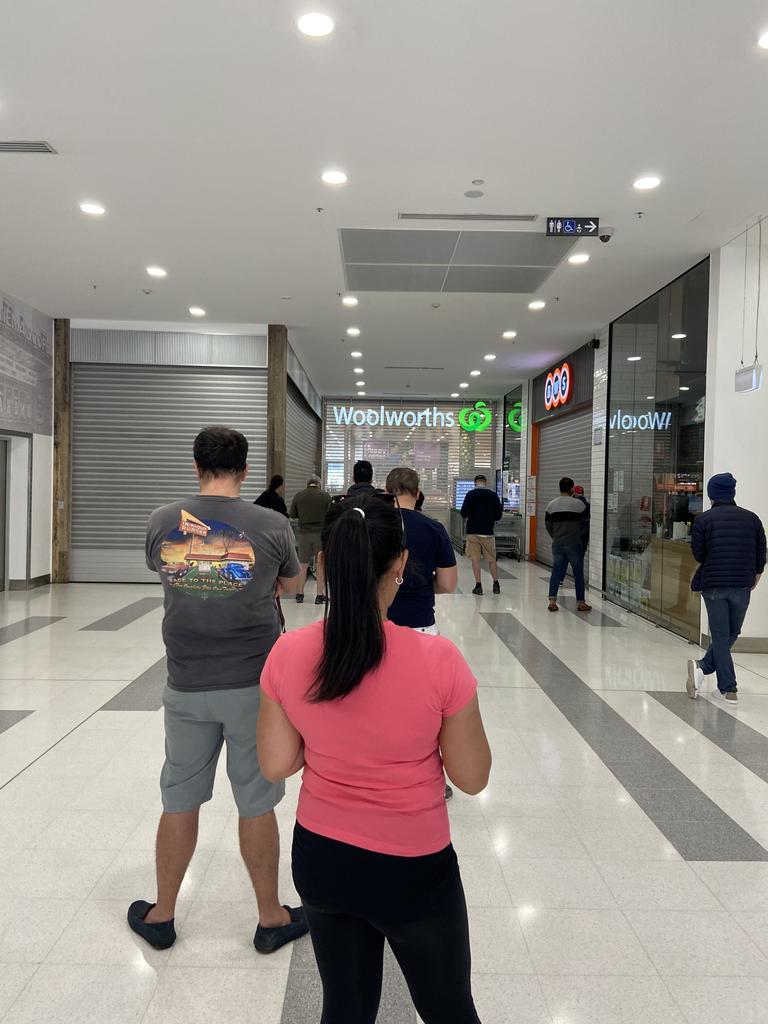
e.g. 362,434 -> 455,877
146,495 -> 300,692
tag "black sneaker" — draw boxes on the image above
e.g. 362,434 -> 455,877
314,595 -> 326,606
295,594 -> 304,604
254,905 -> 309,954
472,584 -> 483,596
492,581 -> 501,595
444,784 -> 454,801
127,900 -> 176,950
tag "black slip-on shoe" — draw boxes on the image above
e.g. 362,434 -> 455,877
254,905 -> 309,954
314,595 -> 327,606
127,900 -> 176,950
295,594 -> 304,604
472,584 -> 483,596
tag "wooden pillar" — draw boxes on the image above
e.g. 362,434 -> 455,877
52,318 -> 71,583
267,324 -> 288,485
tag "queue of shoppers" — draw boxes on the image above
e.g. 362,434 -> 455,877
130,427 -> 491,1024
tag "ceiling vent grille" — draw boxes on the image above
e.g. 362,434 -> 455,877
0,140 -> 57,154
384,365 -> 445,371
398,212 -> 537,222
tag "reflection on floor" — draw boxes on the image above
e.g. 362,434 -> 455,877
1,560 -> 768,1023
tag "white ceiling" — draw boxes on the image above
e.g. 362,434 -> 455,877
2,0 -> 768,399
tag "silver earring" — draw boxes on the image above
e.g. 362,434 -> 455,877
395,576 -> 404,586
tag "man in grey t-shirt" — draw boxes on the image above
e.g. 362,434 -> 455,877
128,426 -> 307,955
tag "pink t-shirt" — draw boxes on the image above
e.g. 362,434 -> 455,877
260,619 -> 477,857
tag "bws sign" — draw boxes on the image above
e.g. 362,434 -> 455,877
544,362 -> 572,411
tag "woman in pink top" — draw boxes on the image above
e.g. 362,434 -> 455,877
258,496 -> 491,1023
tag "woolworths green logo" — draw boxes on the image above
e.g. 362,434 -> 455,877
458,401 -> 493,432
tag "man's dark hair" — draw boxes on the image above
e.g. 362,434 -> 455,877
353,460 -> 374,484
559,476 -> 574,494
193,426 -> 248,478
474,474 -> 487,484
268,474 -> 284,491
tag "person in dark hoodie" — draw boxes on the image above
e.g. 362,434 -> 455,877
255,475 -> 288,517
687,473 -> 766,704
347,460 -> 379,499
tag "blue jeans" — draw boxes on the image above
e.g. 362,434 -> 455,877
700,588 -> 751,693
549,543 -> 586,602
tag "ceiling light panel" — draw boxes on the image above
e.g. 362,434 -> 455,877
633,175 -> 661,190
79,201 -> 105,216
297,12 -> 334,36
146,266 -> 167,278
322,169 -> 347,185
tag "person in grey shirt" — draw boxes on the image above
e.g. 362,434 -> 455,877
128,426 -> 308,955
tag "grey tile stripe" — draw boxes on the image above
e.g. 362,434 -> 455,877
80,597 -> 164,631
0,710 -> 33,734
649,691 -> 768,782
282,935 -> 415,1023
100,657 -> 167,711
0,616 -> 63,645
482,611 -> 768,861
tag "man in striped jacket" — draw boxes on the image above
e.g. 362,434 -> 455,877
545,477 -> 592,613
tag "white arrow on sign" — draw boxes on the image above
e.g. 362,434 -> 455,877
584,220 -> 598,233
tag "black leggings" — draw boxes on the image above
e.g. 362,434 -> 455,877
293,824 -> 481,1024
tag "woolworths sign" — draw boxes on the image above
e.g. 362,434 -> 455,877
330,401 -> 493,432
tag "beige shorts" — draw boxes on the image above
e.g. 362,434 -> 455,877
466,535 -> 496,561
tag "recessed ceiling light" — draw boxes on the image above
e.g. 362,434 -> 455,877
353,367 -> 364,374
450,392 -> 460,398
146,266 -> 167,278
627,356 -> 642,362
357,391 -> 366,396
646,395 -> 655,400
79,201 -> 105,216
464,189 -> 484,199
484,354 -> 496,361
356,382 -> 365,388
459,382 -> 469,389
633,175 -> 661,190
679,385 -> 690,391
189,306 -> 206,317
502,330 -> 517,339
759,31 -> 768,48
568,253 -> 590,264
470,370 -> 481,376
322,169 -> 347,185
528,300 -> 546,311
297,12 -> 334,36
342,295 -> 358,307
347,327 -> 360,337
350,350 -> 362,358
671,332 -> 687,339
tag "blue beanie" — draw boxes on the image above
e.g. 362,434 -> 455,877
708,472 -> 737,503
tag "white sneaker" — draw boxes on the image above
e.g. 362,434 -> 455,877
686,660 -> 704,699
711,687 -> 738,706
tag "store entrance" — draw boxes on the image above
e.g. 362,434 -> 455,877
535,407 -> 593,578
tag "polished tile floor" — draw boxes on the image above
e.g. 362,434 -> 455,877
1,560 -> 768,1023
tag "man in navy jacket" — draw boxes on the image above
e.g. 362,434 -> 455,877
687,473 -> 766,704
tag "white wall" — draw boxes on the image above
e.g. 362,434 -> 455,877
705,241 -> 768,641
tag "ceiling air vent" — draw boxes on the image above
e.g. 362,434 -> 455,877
0,140 -> 57,154
398,212 -> 537,222
384,365 -> 445,371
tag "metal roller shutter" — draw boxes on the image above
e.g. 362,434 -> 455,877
535,407 -> 593,575
285,381 -> 321,507
71,364 -> 268,582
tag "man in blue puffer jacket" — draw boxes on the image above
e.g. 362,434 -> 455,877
687,473 -> 766,704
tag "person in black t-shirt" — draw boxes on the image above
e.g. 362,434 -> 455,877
385,468 -> 457,634
460,475 -> 503,596
255,475 -> 289,518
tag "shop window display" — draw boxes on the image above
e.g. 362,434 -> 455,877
605,260 -> 709,640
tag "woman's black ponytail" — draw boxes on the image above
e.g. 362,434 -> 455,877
311,497 -> 404,702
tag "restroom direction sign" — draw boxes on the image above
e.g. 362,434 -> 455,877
546,217 -> 600,237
